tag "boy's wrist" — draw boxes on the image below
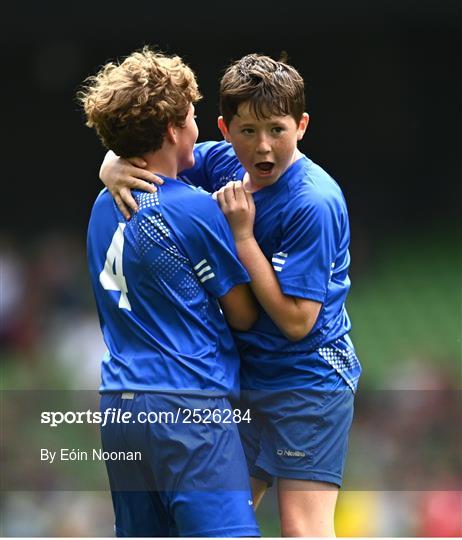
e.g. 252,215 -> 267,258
235,235 -> 258,252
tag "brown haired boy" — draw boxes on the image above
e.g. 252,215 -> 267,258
79,47 -> 260,537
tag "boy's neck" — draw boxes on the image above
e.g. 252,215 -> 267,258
142,150 -> 178,179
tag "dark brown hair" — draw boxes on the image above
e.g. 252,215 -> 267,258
220,53 -> 305,126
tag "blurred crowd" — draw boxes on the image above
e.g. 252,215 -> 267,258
1,232 -> 105,388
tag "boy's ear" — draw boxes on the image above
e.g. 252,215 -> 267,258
297,113 -> 310,141
218,116 -> 231,142
166,122 -> 177,144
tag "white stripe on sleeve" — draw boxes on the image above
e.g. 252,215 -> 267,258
197,265 -> 212,277
272,257 -> 286,265
194,259 -> 208,271
200,272 -> 215,283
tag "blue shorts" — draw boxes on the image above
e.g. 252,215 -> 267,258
237,368 -> 354,488
100,392 -> 260,537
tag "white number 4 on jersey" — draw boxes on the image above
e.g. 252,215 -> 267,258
99,223 -> 132,311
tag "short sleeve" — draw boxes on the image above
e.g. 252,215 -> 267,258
274,193 -> 343,303
172,193 -> 250,298
180,141 -> 240,193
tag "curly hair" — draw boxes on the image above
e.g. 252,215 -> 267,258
219,53 -> 305,126
78,47 -> 202,157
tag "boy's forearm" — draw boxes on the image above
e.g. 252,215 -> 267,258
235,237 -> 313,341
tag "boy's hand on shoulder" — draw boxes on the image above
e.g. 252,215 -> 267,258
100,151 -> 164,220
214,181 -> 255,242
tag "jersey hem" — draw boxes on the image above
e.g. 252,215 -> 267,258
279,283 -> 326,303
214,272 -> 251,297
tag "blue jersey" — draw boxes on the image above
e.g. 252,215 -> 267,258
182,141 -> 361,392
87,176 -> 249,396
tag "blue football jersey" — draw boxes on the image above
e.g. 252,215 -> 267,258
182,141 -> 361,392
87,176 -> 250,396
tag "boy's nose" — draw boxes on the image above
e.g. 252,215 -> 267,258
256,136 -> 271,154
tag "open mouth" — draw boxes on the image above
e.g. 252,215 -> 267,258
255,162 -> 274,175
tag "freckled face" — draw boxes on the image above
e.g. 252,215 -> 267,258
219,102 -> 308,188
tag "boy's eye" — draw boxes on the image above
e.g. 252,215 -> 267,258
241,128 -> 254,134
272,126 -> 285,134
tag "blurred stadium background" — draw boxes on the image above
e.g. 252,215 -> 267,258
1,0 -> 460,536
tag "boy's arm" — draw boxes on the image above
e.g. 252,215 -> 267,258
233,237 -> 321,341
99,142 -> 225,219
218,283 -> 258,331
216,181 -> 321,342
